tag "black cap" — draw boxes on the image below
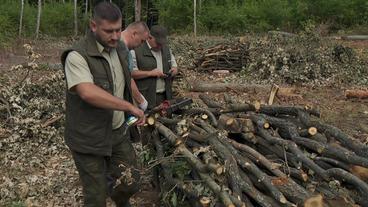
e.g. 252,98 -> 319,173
150,25 -> 168,45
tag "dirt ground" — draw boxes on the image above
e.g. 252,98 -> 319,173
0,37 -> 367,206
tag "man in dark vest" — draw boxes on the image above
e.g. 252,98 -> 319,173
61,2 -> 147,207
130,25 -> 178,110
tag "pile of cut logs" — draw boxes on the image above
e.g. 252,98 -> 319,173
146,94 -> 368,207
194,43 -> 249,72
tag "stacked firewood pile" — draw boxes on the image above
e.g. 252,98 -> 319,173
146,94 -> 368,207
194,43 -> 250,72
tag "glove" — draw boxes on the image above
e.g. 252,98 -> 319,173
138,94 -> 148,111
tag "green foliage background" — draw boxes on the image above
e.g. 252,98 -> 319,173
154,0 -> 368,34
0,0 -> 367,45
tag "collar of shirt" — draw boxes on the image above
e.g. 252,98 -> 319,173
146,40 -> 154,50
96,41 -> 113,54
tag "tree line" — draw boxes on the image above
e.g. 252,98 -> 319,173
0,0 -> 367,45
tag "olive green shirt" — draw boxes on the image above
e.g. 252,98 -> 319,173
65,41 -> 126,129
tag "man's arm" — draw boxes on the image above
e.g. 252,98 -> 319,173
74,83 -> 135,113
130,50 -> 166,79
65,51 -> 145,124
131,69 -> 166,79
74,83 -> 145,125
130,79 -> 148,111
168,48 -> 178,76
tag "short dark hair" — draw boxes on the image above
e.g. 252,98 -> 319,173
93,2 -> 122,22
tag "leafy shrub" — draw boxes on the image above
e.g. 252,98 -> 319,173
40,3 -> 76,37
153,0 -> 368,34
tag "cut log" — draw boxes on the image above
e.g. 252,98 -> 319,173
268,84 -> 279,105
183,108 -> 218,127
345,89 -> 368,99
303,194 -> 323,207
276,87 -> 303,100
200,196 -> 211,207
191,83 -> 268,93
213,70 -> 230,74
201,114 -> 208,120
268,31 -> 297,38
155,121 -> 182,146
147,116 -> 155,126
350,165 -> 368,182
237,118 -> 255,132
341,35 -> 368,40
298,110 -> 368,158
218,114 -> 242,133
199,94 -> 223,108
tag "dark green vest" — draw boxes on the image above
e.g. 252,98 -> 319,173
61,31 -> 133,156
134,42 -> 173,109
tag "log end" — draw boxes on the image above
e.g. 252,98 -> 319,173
279,195 -> 287,204
350,165 -> 368,182
304,194 -> 323,207
216,165 -> 224,175
147,116 -> 155,126
308,127 -> 317,136
200,196 -> 211,207
263,122 -> 270,129
175,139 -> 183,146
254,100 -> 261,112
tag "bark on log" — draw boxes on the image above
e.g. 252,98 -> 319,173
155,122 -> 182,146
341,35 -> 368,40
183,108 -> 218,127
259,114 -> 368,167
268,84 -> 279,105
345,89 -> 368,99
314,157 -> 350,171
198,120 -> 288,206
349,165 -> 368,182
199,94 -> 223,108
191,83 -> 268,93
152,131 -> 202,203
325,168 -> 368,200
297,110 -> 368,158
250,114 -> 328,180
303,194 -> 323,207
227,138 -> 286,178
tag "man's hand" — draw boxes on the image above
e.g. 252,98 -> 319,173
150,68 -> 167,78
169,67 -> 178,76
129,106 -> 145,126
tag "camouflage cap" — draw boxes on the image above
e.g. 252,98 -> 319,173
150,25 -> 168,45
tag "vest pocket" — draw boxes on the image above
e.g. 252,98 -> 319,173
95,80 -> 110,91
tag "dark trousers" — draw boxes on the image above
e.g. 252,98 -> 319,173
71,127 -> 140,207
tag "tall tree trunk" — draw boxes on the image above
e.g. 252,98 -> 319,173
35,0 -> 42,39
74,0 -> 78,36
135,0 -> 141,21
19,0 -> 24,37
193,0 -> 197,39
85,0 -> 88,18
